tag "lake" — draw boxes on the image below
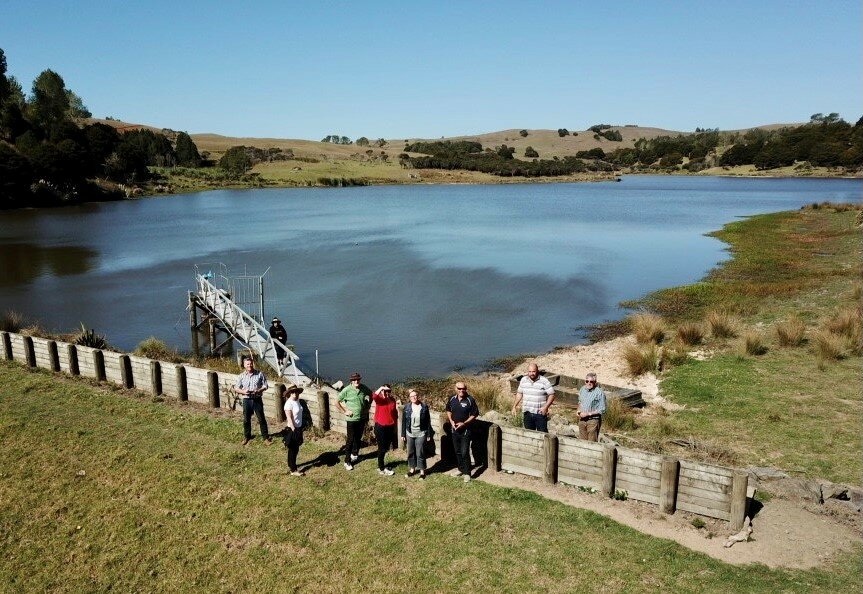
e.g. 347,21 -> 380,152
1,175 -> 860,385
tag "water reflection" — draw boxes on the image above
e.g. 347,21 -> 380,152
0,243 -> 97,287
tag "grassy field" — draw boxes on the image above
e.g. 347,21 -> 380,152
1,363 -> 860,593
618,206 -> 862,483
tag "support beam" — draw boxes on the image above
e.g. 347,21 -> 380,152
150,361 -> 162,396
543,433 -> 558,484
23,336 -> 35,367
67,344 -> 79,376
93,350 -> 106,382
176,365 -> 188,401
1,332 -> 11,360
316,390 -> 330,431
730,471 -> 749,531
119,355 -> 133,389
487,424 -> 502,472
207,371 -> 220,408
601,444 -> 617,498
659,457 -> 680,514
48,340 -> 60,372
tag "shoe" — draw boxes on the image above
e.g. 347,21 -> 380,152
344,462 -> 354,471
463,475 -> 471,483
264,438 -> 273,446
290,471 -> 304,477
242,438 -> 250,446
406,469 -> 416,478
350,454 -> 359,462
454,471 -> 463,477
379,468 -> 395,476
419,473 -> 426,480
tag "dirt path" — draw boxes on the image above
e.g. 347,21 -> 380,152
471,468 -> 859,569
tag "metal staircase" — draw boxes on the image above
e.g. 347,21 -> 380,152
193,271 -> 315,386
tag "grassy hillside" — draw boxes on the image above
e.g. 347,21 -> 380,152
617,206 -> 862,483
1,363 -> 860,593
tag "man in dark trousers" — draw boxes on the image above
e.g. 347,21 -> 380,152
446,381 -> 479,482
269,317 -> 288,366
234,355 -> 271,446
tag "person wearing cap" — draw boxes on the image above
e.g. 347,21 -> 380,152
336,372 -> 371,470
268,317 -> 288,366
577,372 -> 607,442
234,355 -> 271,445
371,384 -> 398,476
401,390 -> 433,479
283,384 -> 305,476
446,381 -> 479,482
512,363 -> 555,432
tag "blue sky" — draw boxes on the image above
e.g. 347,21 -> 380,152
1,1 -> 860,139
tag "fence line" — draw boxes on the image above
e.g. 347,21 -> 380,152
0,330 -> 748,528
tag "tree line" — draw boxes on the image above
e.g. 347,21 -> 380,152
0,48 -> 203,208
403,140 -> 607,177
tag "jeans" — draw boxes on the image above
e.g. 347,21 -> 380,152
374,423 -> 397,470
523,411 -> 548,432
283,427 -> 304,471
345,419 -> 363,463
406,432 -> 428,471
242,397 -> 269,440
579,417 -> 602,441
451,429 -> 472,476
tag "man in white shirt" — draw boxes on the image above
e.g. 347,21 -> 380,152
512,363 -> 555,432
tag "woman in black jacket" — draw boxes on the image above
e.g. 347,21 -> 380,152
401,390 -> 434,479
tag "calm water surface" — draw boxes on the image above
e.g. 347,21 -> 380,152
1,176 -> 860,384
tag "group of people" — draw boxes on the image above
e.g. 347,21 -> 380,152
233,355 -> 608,481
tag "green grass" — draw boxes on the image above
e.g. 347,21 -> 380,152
1,362 -> 860,593
625,208 -> 863,483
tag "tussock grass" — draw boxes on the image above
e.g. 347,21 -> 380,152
675,322 -> 704,346
134,337 -> 184,363
622,343 -> 658,377
775,316 -> 806,347
0,310 -> 27,333
630,313 -> 665,344
740,330 -> 767,356
662,346 -> 692,367
602,398 -> 637,431
395,374 -> 505,412
824,307 -> 862,349
851,284 -> 862,302
706,310 -> 738,338
812,329 -> 846,361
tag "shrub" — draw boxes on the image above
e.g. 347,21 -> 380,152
630,313 -> 665,344
519,129 -> 528,137
741,330 -> 767,356
691,518 -> 706,529
74,323 -> 108,349
775,316 -> 806,347
602,398 -> 637,431
134,337 -> 183,362
452,374 -> 504,412
706,310 -> 738,338
812,329 -> 845,360
824,307 -> 862,341
663,346 -> 691,367
612,489 -> 628,501
622,343 -> 659,376
0,310 -> 27,332
524,146 -> 539,158
676,322 -> 704,346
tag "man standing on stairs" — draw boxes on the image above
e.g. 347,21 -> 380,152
269,317 -> 288,367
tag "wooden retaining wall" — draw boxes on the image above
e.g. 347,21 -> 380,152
0,330 -> 749,528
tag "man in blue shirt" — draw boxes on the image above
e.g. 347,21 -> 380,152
577,372 -> 606,442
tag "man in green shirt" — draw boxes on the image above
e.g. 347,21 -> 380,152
337,372 -> 371,470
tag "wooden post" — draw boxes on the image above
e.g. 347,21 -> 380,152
189,293 -> 197,329
487,424 -> 502,472
150,361 -> 162,396
659,457 -> 680,514
67,344 -> 79,376
601,444 -> 617,498
316,390 -> 330,431
208,320 -> 217,352
396,405 -> 405,450
23,336 -> 36,367
176,365 -> 188,401
119,355 -> 133,388
729,471 -> 749,531
543,433 -> 558,484
275,383 -> 286,423
1,332 -> 11,360
93,350 -> 106,382
48,340 -> 60,372
207,371 -> 220,408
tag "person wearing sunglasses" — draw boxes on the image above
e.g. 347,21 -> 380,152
446,381 -> 479,482
577,372 -> 606,442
